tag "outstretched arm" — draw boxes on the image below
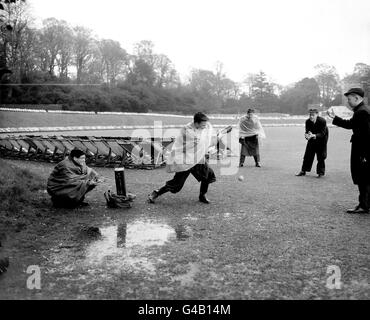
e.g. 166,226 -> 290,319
332,116 -> 354,130
328,108 -> 353,130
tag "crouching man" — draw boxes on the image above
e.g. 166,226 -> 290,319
296,108 -> 329,178
47,148 -> 100,208
148,112 -> 216,204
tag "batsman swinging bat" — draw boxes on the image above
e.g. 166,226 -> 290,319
215,125 -> 233,158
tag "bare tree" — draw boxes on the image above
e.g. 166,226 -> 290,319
56,22 -> 73,80
133,40 -> 155,67
314,64 -> 340,108
0,0 -> 29,81
98,39 -> 128,86
38,18 -> 73,78
73,26 -> 95,84
243,73 -> 257,97
154,53 -> 178,88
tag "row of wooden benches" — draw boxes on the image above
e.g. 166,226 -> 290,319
0,135 -> 175,168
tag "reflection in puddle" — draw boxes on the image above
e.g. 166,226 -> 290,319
83,221 -> 192,274
114,221 -> 177,247
117,223 -> 127,248
123,221 -> 176,247
85,221 -> 176,267
87,221 -> 192,251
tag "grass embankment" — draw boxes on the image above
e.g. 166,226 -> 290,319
0,159 -> 45,233
0,111 -> 305,130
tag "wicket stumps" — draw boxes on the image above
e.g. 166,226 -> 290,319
114,168 -> 127,197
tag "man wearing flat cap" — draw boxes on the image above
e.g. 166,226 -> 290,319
328,87 -> 370,214
296,108 -> 329,178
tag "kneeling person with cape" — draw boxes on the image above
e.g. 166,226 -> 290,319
47,148 -> 101,208
148,112 -> 216,204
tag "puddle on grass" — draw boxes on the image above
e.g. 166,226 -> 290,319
84,221 -> 187,274
48,220 -> 193,278
85,221 -> 176,261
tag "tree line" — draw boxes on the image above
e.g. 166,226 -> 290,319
1,0 -> 369,114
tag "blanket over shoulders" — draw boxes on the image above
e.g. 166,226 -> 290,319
47,158 -> 97,201
238,115 -> 266,139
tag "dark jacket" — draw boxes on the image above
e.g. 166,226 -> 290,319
305,116 -> 329,147
332,102 -> 370,184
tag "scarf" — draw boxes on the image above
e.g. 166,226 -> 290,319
238,115 -> 266,139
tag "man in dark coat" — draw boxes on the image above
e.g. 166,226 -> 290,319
328,87 -> 370,214
296,108 -> 329,178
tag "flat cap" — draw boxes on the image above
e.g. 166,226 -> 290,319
308,108 -> 319,113
344,87 -> 364,97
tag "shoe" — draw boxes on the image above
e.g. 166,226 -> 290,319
0,257 -> 9,275
255,162 -> 261,167
148,190 -> 158,203
347,206 -> 369,214
199,195 -> 210,204
317,174 -> 324,178
238,164 -> 244,168
295,171 -> 306,176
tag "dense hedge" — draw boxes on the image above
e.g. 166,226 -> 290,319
0,83 -> 207,114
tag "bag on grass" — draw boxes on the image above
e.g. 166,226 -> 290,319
104,190 -> 136,209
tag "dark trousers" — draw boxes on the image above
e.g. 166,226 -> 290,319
239,155 -> 260,165
239,135 -> 260,165
358,183 -> 370,210
51,195 -> 85,208
301,142 -> 327,175
157,163 -> 216,196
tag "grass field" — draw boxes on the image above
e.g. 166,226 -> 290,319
1,126 -> 369,300
0,110 -> 306,131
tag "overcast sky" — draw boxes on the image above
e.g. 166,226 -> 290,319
29,0 -> 370,85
